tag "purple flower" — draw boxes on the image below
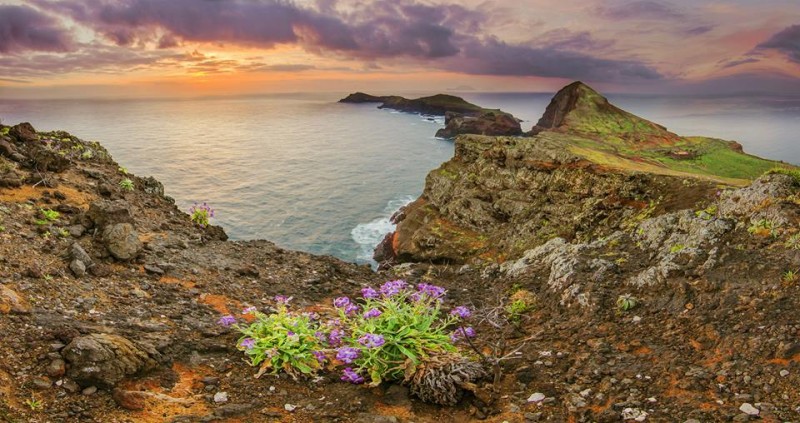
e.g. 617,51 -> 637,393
314,331 -> 327,343
343,303 -> 359,316
242,306 -> 257,314
333,296 -> 351,309
450,326 -> 477,343
450,306 -> 471,319
287,331 -> 295,337
274,295 -> 293,304
217,315 -> 236,327
417,283 -> 446,299
361,286 -> 379,299
363,308 -> 382,319
380,280 -> 408,297
358,333 -> 385,349
341,367 -> 364,384
313,350 -> 326,365
240,338 -> 256,350
302,311 -> 320,321
328,328 -> 344,347
336,346 -> 361,364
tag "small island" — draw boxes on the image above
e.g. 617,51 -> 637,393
339,92 -> 523,138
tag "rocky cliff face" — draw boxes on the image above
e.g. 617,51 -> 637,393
377,82 -> 792,267
435,111 -> 522,139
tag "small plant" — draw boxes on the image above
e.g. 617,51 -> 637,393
785,233 -> 800,250
694,205 -> 718,221
118,166 -> 128,174
35,208 -> 60,225
58,228 -> 70,238
616,294 -> 638,312
765,167 -> 800,184
782,270 -> 798,284
748,219 -> 779,238
25,397 -> 42,411
505,289 -> 535,324
119,178 -> 134,191
43,274 -> 53,281
80,150 -> 93,160
0,225 -> 5,232
669,244 -> 686,254
189,202 -> 215,227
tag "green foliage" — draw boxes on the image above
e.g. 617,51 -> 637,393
669,244 -> 686,254
58,228 -> 70,238
0,127 -> 9,135
24,397 -> 42,411
80,150 -> 93,160
118,166 -> 128,175
616,294 -> 638,312
694,204 -> 718,220
765,167 -> 800,184
36,208 -> 60,225
785,233 -> 800,250
748,219 -> 779,238
506,299 -> 531,323
119,178 -> 134,191
782,270 -> 798,284
236,302 -> 325,378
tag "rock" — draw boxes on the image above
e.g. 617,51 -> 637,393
85,200 -> 134,229
357,415 -> 398,423
214,403 -> 254,417
338,92 -> 391,104
283,403 -> 297,412
62,333 -> 160,388
61,379 -> 80,393
0,284 -> 31,314
32,376 -> 52,390
112,389 -> 147,410
213,391 -> 228,404
70,242 -> 93,264
69,260 -> 86,277
779,369 -> 789,377
102,223 -> 141,260
46,358 -> 66,378
143,264 -> 164,275
67,225 -> 86,238
739,403 -> 759,416
82,386 -> 98,396
141,176 -> 164,196
382,384 -> 411,406
527,392 -> 546,403
621,407 -> 648,421
435,110 -> 522,139
9,122 -> 38,143
0,136 -> 26,162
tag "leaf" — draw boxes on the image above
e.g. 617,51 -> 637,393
395,344 -> 418,362
254,360 -> 272,379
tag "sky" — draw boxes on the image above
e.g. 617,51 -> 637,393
0,0 -> 798,98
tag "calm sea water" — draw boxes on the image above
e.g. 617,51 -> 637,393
1,92 -> 798,265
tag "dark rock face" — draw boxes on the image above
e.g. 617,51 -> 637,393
338,92 -> 393,104
86,200 -> 135,229
9,122 -> 38,143
435,111 -> 522,139
340,93 -> 491,117
62,333 -> 161,388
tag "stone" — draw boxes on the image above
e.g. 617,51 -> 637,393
143,265 -> 164,275
85,200 -> 134,229
32,376 -> 52,390
67,225 -> 86,238
102,223 -> 141,260
82,386 -> 98,396
61,379 -> 80,393
621,407 -> 648,421
284,403 -> 297,412
70,243 -> 92,264
46,358 -> 66,378
9,122 -> 38,143
62,333 -> 159,388
70,260 -> 86,277
739,403 -> 759,416
113,389 -> 147,410
0,284 -> 31,314
527,392 -> 546,403
214,391 -> 229,404
779,369 -> 789,377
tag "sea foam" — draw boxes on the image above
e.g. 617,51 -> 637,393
351,195 -> 415,265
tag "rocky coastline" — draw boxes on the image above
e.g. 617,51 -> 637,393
1,82 -> 799,422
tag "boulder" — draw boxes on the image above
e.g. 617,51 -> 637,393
435,111 -> 522,139
85,200 -> 134,229
103,223 -> 141,260
9,122 -> 38,143
0,285 -> 31,314
62,333 -> 159,388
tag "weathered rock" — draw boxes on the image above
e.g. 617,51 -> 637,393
102,223 -> 141,260
85,200 -> 135,229
62,333 -> 159,388
9,122 -> 38,143
0,136 -> 26,162
70,259 -> 87,277
435,111 -> 522,139
46,358 -> 66,378
112,388 -> 147,410
141,176 -> 164,196
0,284 -> 31,314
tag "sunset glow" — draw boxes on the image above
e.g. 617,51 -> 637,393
1,0 -> 798,98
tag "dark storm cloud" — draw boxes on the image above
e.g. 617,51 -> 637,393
0,5 -> 73,53
28,0 -> 663,82
538,29 -> 616,52
450,37 -> 662,81
595,1 -> 684,20
756,25 -> 800,63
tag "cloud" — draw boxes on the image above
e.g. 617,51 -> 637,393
719,57 -> 760,69
538,29 -> 616,52
0,5 -> 73,53
28,0 -> 663,82
595,1 -> 684,20
756,25 -> 800,64
685,25 -> 715,36
449,37 -> 662,81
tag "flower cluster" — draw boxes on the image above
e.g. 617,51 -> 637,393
189,202 -> 215,227
227,280 -> 477,387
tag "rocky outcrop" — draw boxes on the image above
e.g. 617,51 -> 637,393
103,223 -> 142,260
62,333 -> 162,388
435,111 -> 522,139
338,92 -> 396,104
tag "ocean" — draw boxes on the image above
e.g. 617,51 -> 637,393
1,92 -> 798,266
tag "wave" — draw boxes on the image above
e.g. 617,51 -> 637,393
351,195 -> 416,266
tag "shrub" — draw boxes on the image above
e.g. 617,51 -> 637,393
748,219 -> 779,238
227,281 -> 480,394
35,208 -> 60,225
119,178 -> 134,191
616,294 -> 638,312
189,202 -> 215,227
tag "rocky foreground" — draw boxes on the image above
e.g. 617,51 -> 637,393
1,82 -> 799,423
